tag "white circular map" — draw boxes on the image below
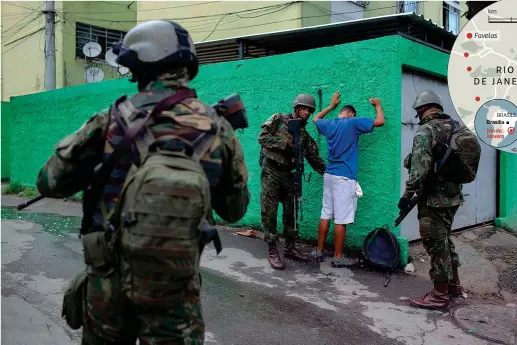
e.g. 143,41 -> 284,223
448,0 -> 517,154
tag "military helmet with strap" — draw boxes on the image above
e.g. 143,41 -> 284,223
292,94 -> 316,111
113,20 -> 198,80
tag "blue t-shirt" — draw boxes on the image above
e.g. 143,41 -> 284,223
315,117 -> 374,179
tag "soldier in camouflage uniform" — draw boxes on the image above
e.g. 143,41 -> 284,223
258,94 -> 326,270
400,90 -> 465,311
36,20 -> 250,344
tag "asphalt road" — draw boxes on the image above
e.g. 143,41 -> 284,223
1,196 -> 491,345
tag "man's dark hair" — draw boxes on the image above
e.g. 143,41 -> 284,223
340,105 -> 356,116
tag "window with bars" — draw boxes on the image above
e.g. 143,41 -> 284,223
75,22 -> 126,59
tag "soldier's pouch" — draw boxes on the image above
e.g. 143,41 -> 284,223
62,270 -> 88,330
435,182 -> 461,197
82,232 -> 116,277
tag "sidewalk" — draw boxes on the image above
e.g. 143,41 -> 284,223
2,194 -> 516,345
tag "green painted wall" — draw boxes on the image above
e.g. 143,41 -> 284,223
496,152 -> 517,232
6,35 -> 494,266
1,101 -> 12,179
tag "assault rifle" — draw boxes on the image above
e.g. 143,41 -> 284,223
287,118 -> 305,229
394,121 -> 456,227
17,92 -> 249,213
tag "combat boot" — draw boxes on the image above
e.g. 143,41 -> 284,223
409,282 -> 450,310
284,238 -> 311,262
268,243 -> 285,270
449,266 -> 464,298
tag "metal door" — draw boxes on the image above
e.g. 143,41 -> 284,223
400,69 -> 497,241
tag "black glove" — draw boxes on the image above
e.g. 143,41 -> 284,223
398,197 -> 411,211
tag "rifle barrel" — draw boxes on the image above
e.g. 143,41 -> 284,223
17,195 -> 45,211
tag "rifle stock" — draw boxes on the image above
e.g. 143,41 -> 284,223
17,92 -> 249,212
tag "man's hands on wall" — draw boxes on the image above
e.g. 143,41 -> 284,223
369,98 -> 381,107
330,91 -> 341,109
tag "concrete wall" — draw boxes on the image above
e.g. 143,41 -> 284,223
59,1 -> 137,88
496,153 -> 517,232
1,1 -> 47,101
4,35 -> 499,265
136,1 -> 306,43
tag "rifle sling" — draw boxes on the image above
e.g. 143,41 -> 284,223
82,89 -> 197,234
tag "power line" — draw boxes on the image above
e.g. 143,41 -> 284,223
60,1 -> 419,38
202,13 -> 229,42
56,1 -> 221,15
59,2 -> 300,24
2,12 -> 44,42
2,28 -> 43,55
59,2 -> 296,43
2,2 -> 44,38
185,2 -> 423,34
3,1 -> 38,11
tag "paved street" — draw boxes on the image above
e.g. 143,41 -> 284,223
1,195 -> 495,345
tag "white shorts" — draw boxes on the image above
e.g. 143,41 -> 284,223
320,173 -> 358,225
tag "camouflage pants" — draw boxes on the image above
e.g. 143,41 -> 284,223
82,269 -> 204,345
417,202 -> 461,284
260,164 -> 298,243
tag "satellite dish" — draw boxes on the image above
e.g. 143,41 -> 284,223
118,66 -> 130,76
85,67 -> 104,83
83,42 -> 102,58
105,48 -> 119,67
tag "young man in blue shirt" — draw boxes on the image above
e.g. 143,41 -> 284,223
311,91 -> 385,267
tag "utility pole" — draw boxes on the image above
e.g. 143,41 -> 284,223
44,0 -> 56,91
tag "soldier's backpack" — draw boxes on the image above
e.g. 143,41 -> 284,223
437,119 -> 481,184
110,88 -> 223,308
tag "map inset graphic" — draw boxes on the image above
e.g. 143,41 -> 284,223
474,99 -> 517,148
448,0 -> 517,154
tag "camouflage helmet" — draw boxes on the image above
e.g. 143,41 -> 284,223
412,90 -> 443,110
292,94 -> 316,111
113,20 -> 198,80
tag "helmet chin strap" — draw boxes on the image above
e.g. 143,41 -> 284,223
415,104 -> 432,118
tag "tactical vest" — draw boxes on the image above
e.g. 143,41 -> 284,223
260,113 -> 299,168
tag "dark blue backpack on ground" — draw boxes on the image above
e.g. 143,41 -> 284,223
362,225 -> 400,287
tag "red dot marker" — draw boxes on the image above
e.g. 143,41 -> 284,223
476,96 -> 481,101
467,33 -> 473,39
464,52 -> 469,57
467,66 -> 472,72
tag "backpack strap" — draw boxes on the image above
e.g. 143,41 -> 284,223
81,89 -> 198,236
435,120 -> 456,171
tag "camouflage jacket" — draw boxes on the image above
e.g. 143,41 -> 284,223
402,111 -> 464,208
257,113 -> 326,175
36,70 -> 250,226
